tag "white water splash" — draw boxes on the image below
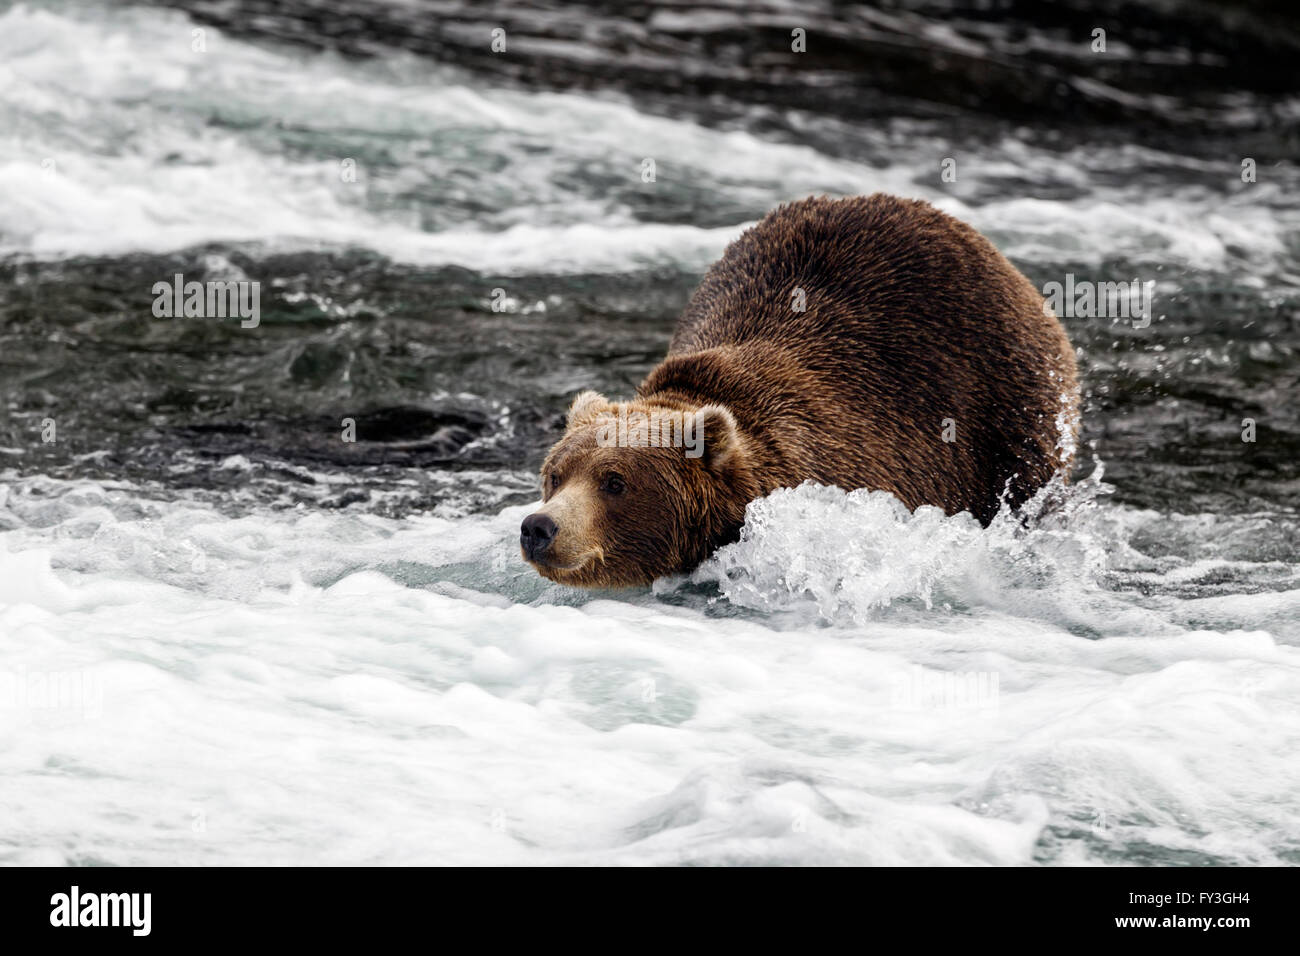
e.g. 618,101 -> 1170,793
2,475 -> 1298,865
1,2 -> 1295,275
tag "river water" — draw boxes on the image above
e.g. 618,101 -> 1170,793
1,0 -> 1297,865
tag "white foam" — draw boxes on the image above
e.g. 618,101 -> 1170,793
1,475 -> 1297,864
1,2 -> 1295,274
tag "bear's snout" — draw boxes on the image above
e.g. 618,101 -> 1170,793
520,512 -> 558,561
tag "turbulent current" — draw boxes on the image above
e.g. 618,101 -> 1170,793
0,0 -> 1297,865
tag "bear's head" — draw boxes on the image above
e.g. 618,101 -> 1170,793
521,390 -> 759,587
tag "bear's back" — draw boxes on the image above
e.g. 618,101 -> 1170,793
671,194 -> 1041,358
658,194 -> 1079,522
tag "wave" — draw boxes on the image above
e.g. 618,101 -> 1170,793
1,2 -> 1296,276
680,467 -> 1300,642
2,473 -> 1298,864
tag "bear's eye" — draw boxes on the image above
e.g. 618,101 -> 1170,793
548,473 -> 561,492
602,473 -> 626,496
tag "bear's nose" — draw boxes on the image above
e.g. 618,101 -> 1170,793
520,513 -> 558,559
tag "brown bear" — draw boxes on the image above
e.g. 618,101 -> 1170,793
521,194 -> 1079,588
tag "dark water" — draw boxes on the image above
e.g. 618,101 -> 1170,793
3,247 -> 1298,518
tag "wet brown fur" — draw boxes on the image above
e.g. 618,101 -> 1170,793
526,194 -> 1079,587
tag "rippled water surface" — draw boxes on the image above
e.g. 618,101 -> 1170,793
1,0 -> 1297,865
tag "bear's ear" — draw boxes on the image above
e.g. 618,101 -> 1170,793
694,404 -> 742,472
567,390 -> 608,427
